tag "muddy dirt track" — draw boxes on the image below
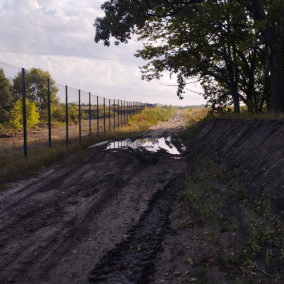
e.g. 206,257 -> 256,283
0,111 -> 187,284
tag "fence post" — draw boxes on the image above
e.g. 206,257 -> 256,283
89,92 -> 91,138
127,101 -> 128,123
121,100 -> 123,125
65,85 -> 68,147
114,99 -> 116,130
103,98 -> 106,134
97,96 -> 99,137
22,68 -> 27,158
118,99 -> 120,128
47,78 -> 51,147
79,89 -> 81,143
109,98 -> 111,132
124,100 -> 126,125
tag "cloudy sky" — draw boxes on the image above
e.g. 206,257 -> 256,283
0,0 -> 205,106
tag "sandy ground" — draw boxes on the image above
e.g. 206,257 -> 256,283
0,111 -> 187,284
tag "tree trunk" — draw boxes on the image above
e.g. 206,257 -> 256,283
270,46 -> 284,112
247,1 -> 284,112
227,62 -> 240,113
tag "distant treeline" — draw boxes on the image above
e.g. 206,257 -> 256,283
0,67 -> 142,132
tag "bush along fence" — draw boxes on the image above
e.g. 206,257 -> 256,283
0,62 -> 146,158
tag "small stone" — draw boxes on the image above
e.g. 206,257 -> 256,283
174,272 -> 181,276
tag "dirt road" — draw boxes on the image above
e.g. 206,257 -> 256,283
0,111 -> 186,284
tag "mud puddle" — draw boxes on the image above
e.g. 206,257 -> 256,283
90,136 -> 186,155
89,177 -> 184,283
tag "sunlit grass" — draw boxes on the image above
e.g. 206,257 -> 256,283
182,107 -> 208,126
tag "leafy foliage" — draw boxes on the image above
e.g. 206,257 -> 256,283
52,103 -> 86,123
128,106 -> 175,130
0,68 -> 12,123
12,68 -> 59,120
95,0 -> 284,113
9,99 -> 40,130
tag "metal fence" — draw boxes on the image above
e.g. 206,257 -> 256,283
0,62 -> 146,158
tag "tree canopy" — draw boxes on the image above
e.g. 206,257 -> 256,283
12,68 -> 59,120
0,68 -> 12,123
95,0 -> 284,113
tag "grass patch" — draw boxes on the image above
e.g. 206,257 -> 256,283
176,158 -> 284,282
126,106 -> 176,130
182,107 -> 208,126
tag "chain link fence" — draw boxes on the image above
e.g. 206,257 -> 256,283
0,62 -> 146,158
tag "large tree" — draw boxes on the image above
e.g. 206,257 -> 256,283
236,0 -> 284,112
12,68 -> 59,120
0,68 -> 12,123
95,0 -> 284,113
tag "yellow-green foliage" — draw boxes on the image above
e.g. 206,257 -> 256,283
182,107 -> 208,125
127,106 -> 176,130
52,103 -> 86,123
9,99 -> 39,130
211,110 -> 284,120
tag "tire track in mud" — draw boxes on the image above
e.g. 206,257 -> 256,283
0,111 -> 187,284
89,177 -> 184,284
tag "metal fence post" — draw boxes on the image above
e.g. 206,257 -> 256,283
103,97 -> 106,134
118,99 -> 120,128
124,100 -> 126,124
121,100 -> 123,125
79,89 -> 81,143
97,96 -> 99,137
22,68 -> 27,158
89,92 -> 91,138
65,85 -> 68,147
127,101 -> 128,123
114,99 -> 116,130
109,98 -> 111,132
47,78 -> 51,147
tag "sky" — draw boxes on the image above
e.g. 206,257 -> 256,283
0,0 -> 206,106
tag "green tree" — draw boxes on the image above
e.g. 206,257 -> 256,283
235,0 -> 284,112
52,103 -> 85,123
12,68 -> 59,120
0,68 -> 12,123
95,0 -> 284,113
9,99 -> 40,130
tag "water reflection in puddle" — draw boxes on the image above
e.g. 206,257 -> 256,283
105,137 -> 185,155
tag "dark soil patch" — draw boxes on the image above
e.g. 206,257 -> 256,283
89,177 -> 184,284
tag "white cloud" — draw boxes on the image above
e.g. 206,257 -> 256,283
0,0 -> 206,106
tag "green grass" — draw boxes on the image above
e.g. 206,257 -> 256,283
182,107 -> 208,126
126,106 -> 176,130
0,106 -> 176,188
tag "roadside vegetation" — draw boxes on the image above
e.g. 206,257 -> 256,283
0,67 -> 83,134
181,108 -> 208,126
176,158 -> 284,283
125,106 -> 176,130
0,106 -> 175,188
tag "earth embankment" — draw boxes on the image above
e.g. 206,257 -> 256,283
192,118 -> 284,208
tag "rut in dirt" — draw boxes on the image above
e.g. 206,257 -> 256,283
0,110 -> 187,284
89,177 -> 184,284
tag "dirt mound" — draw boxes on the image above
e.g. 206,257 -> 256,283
192,118 -> 284,210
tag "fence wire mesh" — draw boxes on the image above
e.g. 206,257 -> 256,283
0,61 -> 152,158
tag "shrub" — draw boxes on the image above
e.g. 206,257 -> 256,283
9,99 -> 40,130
